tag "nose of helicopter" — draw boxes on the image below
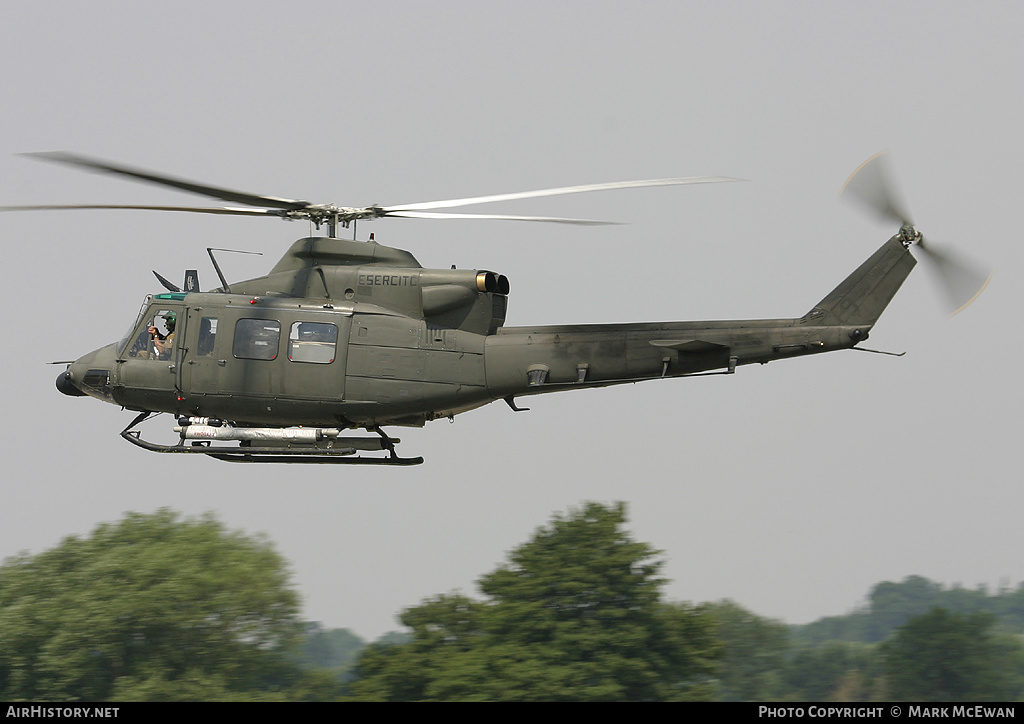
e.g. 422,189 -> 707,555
56,343 -> 118,402
56,368 -> 87,396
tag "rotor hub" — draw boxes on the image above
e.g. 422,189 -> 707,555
897,223 -> 921,247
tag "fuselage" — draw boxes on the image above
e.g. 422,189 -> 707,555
59,235 -> 915,430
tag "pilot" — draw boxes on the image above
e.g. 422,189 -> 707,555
148,312 -> 177,359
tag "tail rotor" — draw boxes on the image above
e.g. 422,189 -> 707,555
841,152 -> 992,316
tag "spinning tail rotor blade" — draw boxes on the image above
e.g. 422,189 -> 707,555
840,151 -> 913,227
841,151 -> 992,316
916,238 -> 993,316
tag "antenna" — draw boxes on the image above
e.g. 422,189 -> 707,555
207,248 -> 262,294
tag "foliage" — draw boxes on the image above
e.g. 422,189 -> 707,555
793,575 -> 1024,647
13,506 -> 1024,702
373,630 -> 412,647
348,502 -> 721,701
0,509 -> 304,701
865,576 -> 946,642
780,641 -> 882,702
880,607 -> 1022,701
295,623 -> 365,680
345,562 -> 1024,702
700,600 -> 789,701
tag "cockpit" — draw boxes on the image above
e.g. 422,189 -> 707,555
117,294 -> 184,361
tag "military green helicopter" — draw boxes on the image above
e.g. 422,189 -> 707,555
11,152 -> 990,465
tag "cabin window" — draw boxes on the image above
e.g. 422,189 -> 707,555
197,317 -> 218,356
288,322 -> 337,364
233,319 -> 280,360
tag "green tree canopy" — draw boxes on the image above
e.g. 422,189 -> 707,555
295,623 -> 365,680
880,607 -> 1021,701
0,509 -> 303,701
866,575 -> 945,641
792,575 -> 1024,647
781,641 -> 882,702
349,502 -> 720,701
700,600 -> 789,701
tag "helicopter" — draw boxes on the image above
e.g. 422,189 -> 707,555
11,152 -> 990,465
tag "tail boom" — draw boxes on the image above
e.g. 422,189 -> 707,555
483,238 -> 915,400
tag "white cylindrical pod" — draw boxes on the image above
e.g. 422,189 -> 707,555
175,425 -> 340,442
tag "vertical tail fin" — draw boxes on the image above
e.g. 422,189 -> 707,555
802,237 -> 916,327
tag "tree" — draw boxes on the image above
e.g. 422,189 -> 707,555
700,600 -> 789,701
781,641 -> 882,702
880,607 -> 1021,701
0,509 -> 303,701
295,623 -> 365,680
865,575 -> 945,641
349,502 -> 720,701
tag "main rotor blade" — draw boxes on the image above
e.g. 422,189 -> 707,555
916,239 -> 993,316
383,176 -> 742,213
840,151 -> 913,227
385,210 -> 619,225
23,152 -> 311,211
0,203 -> 280,217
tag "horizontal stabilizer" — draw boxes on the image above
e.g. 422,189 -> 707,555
650,339 -> 730,352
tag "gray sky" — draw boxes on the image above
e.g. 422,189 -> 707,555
1,1 -> 1021,641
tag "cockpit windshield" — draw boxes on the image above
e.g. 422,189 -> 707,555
117,296 -> 153,355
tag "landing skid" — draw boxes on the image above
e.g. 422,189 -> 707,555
119,416 -> 424,466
